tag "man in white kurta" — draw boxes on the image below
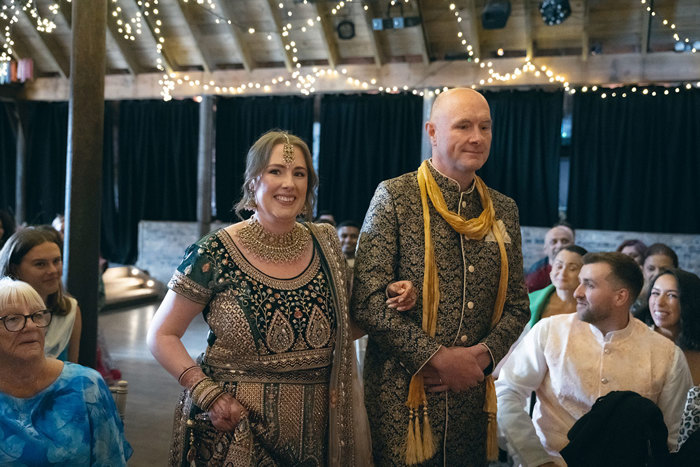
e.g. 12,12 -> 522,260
496,252 -> 692,467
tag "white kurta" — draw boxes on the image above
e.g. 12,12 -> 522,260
496,313 -> 693,467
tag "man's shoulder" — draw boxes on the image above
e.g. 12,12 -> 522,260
486,186 -> 518,209
630,318 -> 679,353
378,170 -> 419,193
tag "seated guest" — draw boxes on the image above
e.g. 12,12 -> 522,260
0,227 -> 81,362
647,269 -> 700,385
528,245 -> 587,328
497,252 -> 692,467
0,209 -> 16,249
315,210 -> 336,226
0,277 -> 132,465
632,243 -> 679,318
616,239 -> 647,267
525,222 -> 575,292
336,220 -> 360,265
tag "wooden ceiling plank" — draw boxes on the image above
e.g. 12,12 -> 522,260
129,0 -> 176,74
315,2 -> 340,69
18,8 -> 69,78
361,0 -> 385,67
415,0 -> 431,65
173,0 -> 216,73
262,0 -> 294,72
210,0 -> 255,72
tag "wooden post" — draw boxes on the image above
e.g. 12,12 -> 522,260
64,0 -> 107,369
197,95 -> 214,239
13,104 -> 27,225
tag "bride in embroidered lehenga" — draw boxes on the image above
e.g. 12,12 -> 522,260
147,131 -> 412,466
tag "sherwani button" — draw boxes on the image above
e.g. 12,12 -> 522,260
461,201 -> 467,208
467,301 -> 474,309
460,335 -> 468,343
604,348 -> 610,354
468,265 -> 475,273
601,377 -> 609,384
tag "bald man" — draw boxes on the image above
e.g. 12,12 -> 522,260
352,88 -> 529,466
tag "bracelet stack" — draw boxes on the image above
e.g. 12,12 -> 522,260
177,365 -> 200,385
190,377 -> 225,411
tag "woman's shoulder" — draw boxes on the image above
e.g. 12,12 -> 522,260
61,362 -> 107,387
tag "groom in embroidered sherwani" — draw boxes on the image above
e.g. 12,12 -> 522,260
351,88 -> 530,466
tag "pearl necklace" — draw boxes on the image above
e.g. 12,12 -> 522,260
237,218 -> 311,264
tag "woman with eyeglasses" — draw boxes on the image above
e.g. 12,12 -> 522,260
0,227 -> 81,362
0,277 -> 132,465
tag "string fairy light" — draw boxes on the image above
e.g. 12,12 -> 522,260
639,0 -> 698,53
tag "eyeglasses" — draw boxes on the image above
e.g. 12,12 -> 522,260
0,310 -> 53,332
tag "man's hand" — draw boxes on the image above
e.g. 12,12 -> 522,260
386,280 -> 418,311
424,345 -> 490,392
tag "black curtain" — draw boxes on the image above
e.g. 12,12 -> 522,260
25,101 -> 69,225
318,93 -> 422,224
0,103 -> 16,212
105,99 -> 199,264
479,90 -> 563,227
568,87 -> 700,233
215,96 -> 314,222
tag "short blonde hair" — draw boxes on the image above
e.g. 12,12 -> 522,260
234,130 -> 318,221
0,277 -> 46,314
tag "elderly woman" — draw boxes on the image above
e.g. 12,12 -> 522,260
616,239 -> 647,267
0,227 -> 81,362
148,131 -> 409,465
0,277 -> 131,465
647,268 -> 700,385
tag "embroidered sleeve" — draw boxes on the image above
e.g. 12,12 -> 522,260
168,239 -> 216,305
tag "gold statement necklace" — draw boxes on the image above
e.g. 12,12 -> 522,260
237,217 -> 311,263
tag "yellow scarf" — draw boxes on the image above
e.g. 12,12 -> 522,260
405,160 -> 509,464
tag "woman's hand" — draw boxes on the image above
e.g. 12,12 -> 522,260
208,393 -> 249,432
386,280 -> 418,311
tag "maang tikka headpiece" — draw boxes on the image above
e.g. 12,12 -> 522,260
282,133 -> 295,167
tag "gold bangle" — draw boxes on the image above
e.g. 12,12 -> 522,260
177,365 -> 200,385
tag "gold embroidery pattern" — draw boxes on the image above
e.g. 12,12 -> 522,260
267,310 -> 295,353
207,292 -> 257,355
169,271 -> 212,304
219,229 -> 321,291
306,305 -> 331,349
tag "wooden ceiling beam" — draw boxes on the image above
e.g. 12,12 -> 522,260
262,0 -> 294,72
210,0 -> 255,72
18,8 -> 70,78
173,0 -> 216,73
414,0 -> 431,65
640,0 -> 651,55
463,0 -> 482,60
59,1 -> 141,75
581,0 -> 590,62
315,2 -> 341,69
361,0 -> 385,67
523,0 -> 535,60
129,0 -> 176,74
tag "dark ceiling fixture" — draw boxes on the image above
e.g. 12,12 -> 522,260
336,20 -> 355,40
539,0 -> 571,26
372,1 -> 421,30
481,0 -> 511,30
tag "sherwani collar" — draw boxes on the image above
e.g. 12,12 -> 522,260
585,313 -> 635,343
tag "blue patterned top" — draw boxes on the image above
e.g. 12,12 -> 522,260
0,362 -> 133,466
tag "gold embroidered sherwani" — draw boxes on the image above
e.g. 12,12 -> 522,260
351,162 -> 529,466
168,223 -> 358,466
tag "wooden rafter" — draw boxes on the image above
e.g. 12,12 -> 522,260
523,0 -> 534,60
361,0 -> 385,67
18,8 -> 69,78
414,0 -> 431,65
210,0 -> 255,72
173,0 -> 216,73
315,2 -> 340,69
581,0 -> 590,61
58,1 -> 141,75
463,0 -> 481,60
262,0 -> 294,72
129,0 -> 176,74
640,0 -> 651,55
